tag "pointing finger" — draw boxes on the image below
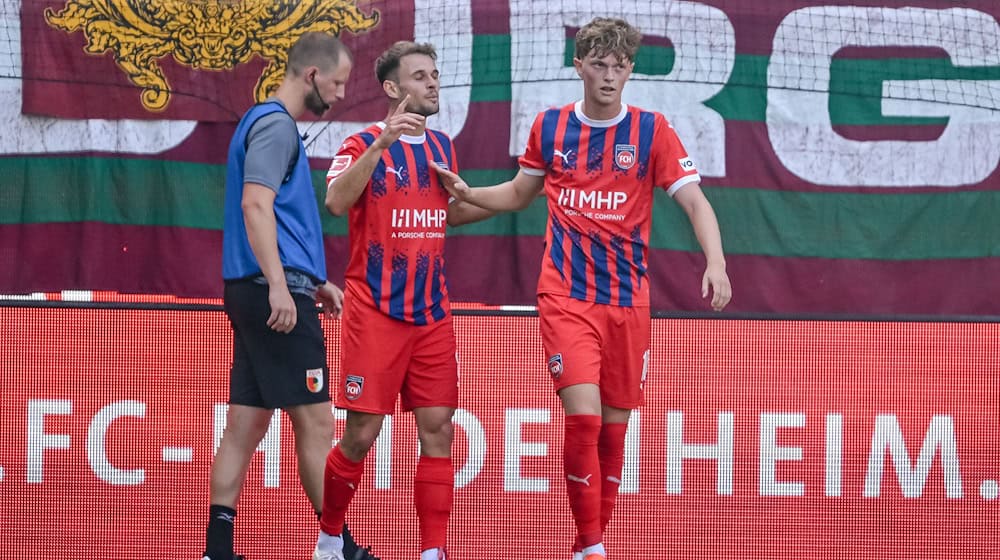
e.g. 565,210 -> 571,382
394,94 -> 411,115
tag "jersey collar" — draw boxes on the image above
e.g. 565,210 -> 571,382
375,121 -> 426,144
573,101 -> 628,128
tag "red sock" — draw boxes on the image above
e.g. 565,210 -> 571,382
319,445 -> 364,536
564,414 -> 603,548
598,423 -> 628,533
414,456 -> 453,552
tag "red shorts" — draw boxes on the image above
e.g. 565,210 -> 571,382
538,293 -> 650,409
337,292 -> 458,414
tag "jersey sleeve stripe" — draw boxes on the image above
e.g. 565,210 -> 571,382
358,131 -> 377,147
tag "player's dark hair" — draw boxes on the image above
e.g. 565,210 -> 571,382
575,17 -> 642,62
287,32 -> 352,76
375,41 -> 437,83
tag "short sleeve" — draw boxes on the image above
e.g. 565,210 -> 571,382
651,114 -> 701,196
325,134 -> 369,186
244,113 -> 299,192
517,111 -> 547,175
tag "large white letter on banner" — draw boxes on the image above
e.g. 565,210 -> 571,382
509,0 -> 734,176
768,7 -> 1000,187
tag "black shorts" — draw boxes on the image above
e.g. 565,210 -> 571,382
224,280 -> 330,408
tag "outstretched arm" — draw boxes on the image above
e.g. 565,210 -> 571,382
673,183 -> 732,311
432,163 -> 544,212
447,199 -> 497,227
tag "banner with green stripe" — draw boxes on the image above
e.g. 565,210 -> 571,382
3,0 -> 999,314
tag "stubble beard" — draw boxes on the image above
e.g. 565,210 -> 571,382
305,90 -> 328,117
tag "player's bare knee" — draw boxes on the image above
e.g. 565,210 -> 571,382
416,416 -> 454,452
339,413 -> 385,458
339,429 -> 378,459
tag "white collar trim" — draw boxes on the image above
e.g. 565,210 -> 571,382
375,121 -> 425,144
574,101 -> 628,128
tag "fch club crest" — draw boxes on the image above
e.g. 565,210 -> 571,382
615,144 -> 636,170
345,375 -> 365,401
547,353 -> 564,379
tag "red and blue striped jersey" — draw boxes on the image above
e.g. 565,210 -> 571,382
327,123 -> 457,324
518,102 -> 700,307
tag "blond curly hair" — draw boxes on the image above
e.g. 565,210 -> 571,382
574,17 -> 642,62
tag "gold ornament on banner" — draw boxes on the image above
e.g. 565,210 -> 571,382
45,0 -> 380,111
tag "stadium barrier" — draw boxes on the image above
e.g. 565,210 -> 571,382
1,302 -> 997,559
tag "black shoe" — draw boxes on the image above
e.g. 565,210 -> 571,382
342,523 -> 379,560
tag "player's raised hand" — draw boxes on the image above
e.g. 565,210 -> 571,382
375,94 -> 424,149
429,161 -> 472,201
702,263 -> 732,311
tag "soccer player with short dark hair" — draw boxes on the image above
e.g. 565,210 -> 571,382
433,17 -> 732,560
312,41 -> 491,560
